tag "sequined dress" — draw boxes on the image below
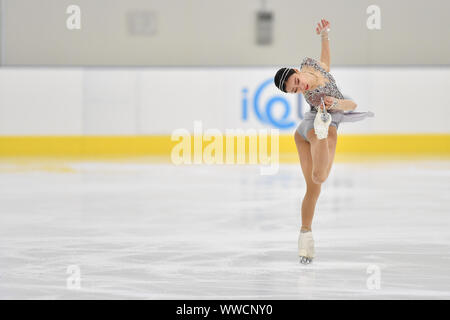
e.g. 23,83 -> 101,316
299,57 -> 374,124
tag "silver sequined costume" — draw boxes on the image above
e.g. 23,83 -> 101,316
296,57 -> 374,141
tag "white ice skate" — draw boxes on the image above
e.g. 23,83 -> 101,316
298,231 -> 315,264
313,98 -> 332,140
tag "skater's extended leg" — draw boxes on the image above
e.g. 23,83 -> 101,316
307,125 -> 337,184
325,125 -> 338,178
307,129 -> 328,184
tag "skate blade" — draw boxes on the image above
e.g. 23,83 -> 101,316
299,256 -> 313,264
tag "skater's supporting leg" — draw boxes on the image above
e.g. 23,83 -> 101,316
294,131 -> 321,231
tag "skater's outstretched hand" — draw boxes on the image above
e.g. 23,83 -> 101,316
315,18 -> 330,35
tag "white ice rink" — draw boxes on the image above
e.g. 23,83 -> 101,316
0,160 -> 449,299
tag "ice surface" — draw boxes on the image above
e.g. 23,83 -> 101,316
0,160 -> 449,299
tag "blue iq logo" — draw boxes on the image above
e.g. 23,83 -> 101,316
241,78 -> 304,129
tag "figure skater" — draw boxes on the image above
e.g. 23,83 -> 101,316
273,19 -> 374,264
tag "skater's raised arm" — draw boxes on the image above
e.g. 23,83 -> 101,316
316,19 -> 330,72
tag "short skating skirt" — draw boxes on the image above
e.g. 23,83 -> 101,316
295,110 -> 375,142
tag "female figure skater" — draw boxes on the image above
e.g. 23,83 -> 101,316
273,19 -> 374,264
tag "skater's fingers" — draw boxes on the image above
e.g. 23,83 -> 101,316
324,96 -> 334,105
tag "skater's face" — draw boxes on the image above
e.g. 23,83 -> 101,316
284,69 -> 309,94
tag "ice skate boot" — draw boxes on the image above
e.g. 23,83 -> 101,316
313,98 -> 332,140
298,230 -> 315,264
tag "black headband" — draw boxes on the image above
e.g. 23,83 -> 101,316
274,68 -> 295,93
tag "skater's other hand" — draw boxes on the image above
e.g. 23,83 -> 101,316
323,96 -> 337,107
316,96 -> 337,111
